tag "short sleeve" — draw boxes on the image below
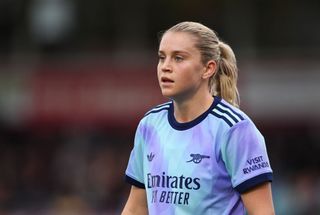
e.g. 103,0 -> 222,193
220,119 -> 273,193
125,122 -> 145,188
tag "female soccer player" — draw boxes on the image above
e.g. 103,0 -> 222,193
122,21 -> 275,215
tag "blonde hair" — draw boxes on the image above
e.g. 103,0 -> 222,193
161,21 -> 240,107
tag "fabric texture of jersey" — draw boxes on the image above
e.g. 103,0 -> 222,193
125,96 -> 273,215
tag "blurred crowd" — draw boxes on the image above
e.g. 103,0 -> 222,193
0,124 -> 131,215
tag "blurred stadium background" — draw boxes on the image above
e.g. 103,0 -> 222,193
0,0 -> 320,214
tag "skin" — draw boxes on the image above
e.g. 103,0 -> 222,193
157,31 -> 216,123
121,186 -> 148,215
241,182 -> 275,215
122,31 -> 275,215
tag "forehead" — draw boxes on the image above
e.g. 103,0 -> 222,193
159,31 -> 198,53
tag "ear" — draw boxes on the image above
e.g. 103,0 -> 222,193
202,60 -> 216,79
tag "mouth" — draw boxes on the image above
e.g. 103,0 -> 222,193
161,77 -> 174,83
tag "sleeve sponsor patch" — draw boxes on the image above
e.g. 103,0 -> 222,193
243,155 -> 270,174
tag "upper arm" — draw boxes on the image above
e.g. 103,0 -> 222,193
241,182 -> 275,215
221,120 -> 273,192
122,186 -> 148,215
221,120 -> 274,213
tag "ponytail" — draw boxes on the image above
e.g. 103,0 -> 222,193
210,41 -> 240,107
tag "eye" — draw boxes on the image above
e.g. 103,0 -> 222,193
158,54 -> 165,61
174,55 -> 184,62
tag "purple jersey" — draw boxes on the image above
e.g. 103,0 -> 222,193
125,97 -> 273,214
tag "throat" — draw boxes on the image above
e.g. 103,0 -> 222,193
173,97 -> 214,123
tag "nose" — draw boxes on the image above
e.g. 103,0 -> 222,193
160,58 -> 172,72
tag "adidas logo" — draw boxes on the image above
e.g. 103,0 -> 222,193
147,152 -> 155,162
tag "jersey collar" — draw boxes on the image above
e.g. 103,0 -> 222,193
168,96 -> 221,130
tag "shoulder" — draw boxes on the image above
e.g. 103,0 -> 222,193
210,99 -> 264,141
135,101 -> 171,136
209,97 -> 249,128
137,101 -> 172,125
143,101 -> 172,118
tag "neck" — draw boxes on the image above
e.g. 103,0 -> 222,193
173,92 -> 214,123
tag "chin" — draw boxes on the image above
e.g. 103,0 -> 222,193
160,89 -> 176,99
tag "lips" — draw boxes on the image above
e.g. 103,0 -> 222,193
161,77 -> 174,83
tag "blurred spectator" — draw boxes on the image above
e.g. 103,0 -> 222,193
28,0 -> 76,54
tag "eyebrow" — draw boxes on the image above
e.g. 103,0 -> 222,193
158,50 -> 190,55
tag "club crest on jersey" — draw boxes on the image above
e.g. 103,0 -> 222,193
187,154 -> 210,164
147,152 -> 155,162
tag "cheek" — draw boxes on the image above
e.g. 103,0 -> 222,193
193,64 -> 206,79
156,66 -> 161,81
182,65 -> 202,81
